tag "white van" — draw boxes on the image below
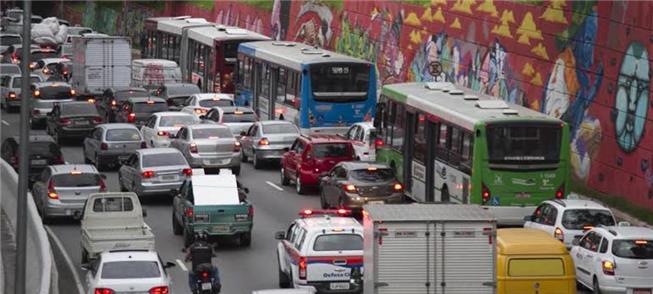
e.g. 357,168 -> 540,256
131,59 -> 182,89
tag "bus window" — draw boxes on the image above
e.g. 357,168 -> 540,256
486,124 -> 562,165
391,103 -> 405,151
261,64 -> 270,99
461,132 -> 473,173
414,114 -> 427,163
277,68 -> 287,105
310,63 -> 370,103
450,127 -> 462,166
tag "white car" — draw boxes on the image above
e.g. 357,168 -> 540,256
31,57 -> 71,81
141,112 -> 198,148
342,122 -> 379,161
571,225 -> 653,293
181,93 -> 235,119
275,209 -> 363,292
0,73 -> 42,112
524,198 -> 616,248
84,249 -> 175,294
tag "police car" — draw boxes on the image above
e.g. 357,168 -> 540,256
275,209 -> 363,293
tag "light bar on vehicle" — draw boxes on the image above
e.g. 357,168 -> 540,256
298,208 -> 352,218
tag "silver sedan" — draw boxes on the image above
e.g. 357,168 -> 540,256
170,124 -> 241,175
118,148 -> 191,197
83,123 -> 146,171
239,121 -> 299,169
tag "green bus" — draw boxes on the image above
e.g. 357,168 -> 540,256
374,82 -> 570,225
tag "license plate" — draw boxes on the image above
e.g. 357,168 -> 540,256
212,224 -> 229,233
515,192 -> 531,199
634,289 -> 652,294
118,155 -> 130,161
330,282 -> 350,290
74,120 -> 89,125
31,159 -> 47,165
201,282 -> 212,290
161,175 -> 176,181
368,201 -> 384,204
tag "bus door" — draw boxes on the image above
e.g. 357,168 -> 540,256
252,61 -> 261,109
403,112 -> 415,194
267,65 -> 279,121
255,62 -> 271,119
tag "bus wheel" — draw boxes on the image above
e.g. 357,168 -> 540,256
441,186 -> 450,202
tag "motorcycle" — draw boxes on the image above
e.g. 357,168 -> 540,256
193,264 -> 221,294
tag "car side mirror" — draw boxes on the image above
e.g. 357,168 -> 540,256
142,209 -> 147,217
572,239 -> 580,246
163,261 -> 176,269
275,231 -> 286,240
523,215 -> 533,222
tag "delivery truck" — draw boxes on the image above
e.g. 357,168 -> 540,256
363,204 -> 497,294
71,35 -> 131,99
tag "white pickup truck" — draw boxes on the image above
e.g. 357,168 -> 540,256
80,192 -> 155,263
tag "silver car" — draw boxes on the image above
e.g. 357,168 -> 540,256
0,73 -> 42,112
30,82 -> 75,129
170,124 -> 241,175
83,124 -> 146,171
32,164 -> 105,222
118,148 -> 191,197
240,121 -> 299,169
201,106 -> 258,140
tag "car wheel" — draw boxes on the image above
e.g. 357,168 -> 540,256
81,249 -> 89,265
231,166 -> 241,176
183,229 -> 194,247
240,150 -> 248,163
172,211 -> 182,235
280,167 -> 289,186
252,153 -> 262,169
95,154 -> 104,171
592,277 -> 601,294
278,257 -> 290,288
239,232 -> 252,247
320,191 -> 328,209
296,174 -> 305,195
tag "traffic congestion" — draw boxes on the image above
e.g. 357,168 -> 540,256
2,8 -> 653,294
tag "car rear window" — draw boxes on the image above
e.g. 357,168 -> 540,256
199,99 -> 233,108
36,86 -> 72,99
29,142 -> 60,156
1,65 -> 20,75
114,91 -> 149,102
1,35 -> 21,45
32,51 -> 58,61
51,173 -> 100,187
133,101 -> 167,113
561,209 -> 615,230
101,261 -> 161,279
92,196 -> 133,212
313,234 -> 363,251
612,240 -> 653,259
508,258 -> 565,276
106,129 -> 141,141
167,97 -> 188,107
12,77 -> 41,88
166,85 -> 200,96
159,115 -> 196,127
312,143 -> 351,158
262,123 -> 298,134
62,103 -> 99,116
351,168 -> 394,182
142,152 -> 187,168
222,112 -> 257,123
192,128 -> 233,139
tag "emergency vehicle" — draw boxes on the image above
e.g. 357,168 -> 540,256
275,209 -> 363,293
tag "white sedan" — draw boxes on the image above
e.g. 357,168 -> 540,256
180,93 -> 234,119
84,250 -> 175,294
141,112 -> 198,148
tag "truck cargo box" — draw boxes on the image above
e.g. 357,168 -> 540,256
71,35 -> 131,95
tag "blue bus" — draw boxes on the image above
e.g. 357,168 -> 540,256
235,41 -> 376,133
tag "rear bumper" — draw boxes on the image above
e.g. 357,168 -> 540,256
58,126 -> 94,137
343,193 -> 403,209
137,181 -> 184,196
45,200 -> 84,218
187,154 -> 240,168
191,222 -> 253,236
598,277 -> 653,294
296,281 -> 362,294
253,147 -> 287,160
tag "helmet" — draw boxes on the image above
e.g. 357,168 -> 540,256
194,230 -> 209,242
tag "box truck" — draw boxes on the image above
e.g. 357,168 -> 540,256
71,35 -> 131,99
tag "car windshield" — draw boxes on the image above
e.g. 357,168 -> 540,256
192,128 -> 233,139
36,85 -> 72,99
114,90 -> 149,102
486,123 -> 562,166
222,112 -> 256,123
101,261 -> 161,279
1,65 -> 20,75
612,240 -> 653,259
62,103 -> 99,116
166,85 -> 200,96
32,51 -> 58,61
1,35 -> 21,46
312,143 -> 350,158
351,168 -> 394,182
12,77 -> 41,88
29,142 -> 59,156
159,115 -> 196,127
262,123 -> 298,134
199,99 -> 233,108
51,173 -> 100,187
313,234 -> 363,251
561,209 -> 615,230
106,129 -> 141,141
142,152 -> 187,168
133,102 -> 167,113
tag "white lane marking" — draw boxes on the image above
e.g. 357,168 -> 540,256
1,120 -> 9,126
176,259 -> 188,272
266,181 -> 284,191
44,226 -> 85,294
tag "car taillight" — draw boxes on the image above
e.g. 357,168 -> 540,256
258,138 -> 269,146
554,227 -> 564,241
343,184 -> 357,193
8,92 -> 16,99
47,180 -> 59,200
141,141 -> 147,148
157,131 -> 169,137
100,143 -> 108,150
94,289 -> 115,294
298,256 -> 307,280
32,109 -> 40,115
142,170 -> 155,178
193,108 -> 207,114
54,154 -> 65,164
393,182 -> 403,191
148,286 -> 169,294
233,141 -> 241,152
93,117 -> 103,124
189,143 -> 198,153
602,260 -> 615,276
374,138 -> 384,148
182,168 -> 192,176
99,178 -> 106,192
111,100 -> 117,107
248,206 -> 254,218
128,113 -> 136,123
481,182 -> 491,204
555,183 -> 565,199
60,118 -> 72,126
185,207 -> 193,218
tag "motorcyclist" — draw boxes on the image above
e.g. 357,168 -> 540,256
184,231 -> 221,293
46,63 -> 65,82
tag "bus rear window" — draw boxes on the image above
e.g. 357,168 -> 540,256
486,124 -> 562,165
313,234 -> 363,251
612,240 -> 653,259
508,258 -> 565,276
310,63 -> 370,103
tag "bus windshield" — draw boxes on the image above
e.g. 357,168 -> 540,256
486,123 -> 562,166
310,63 -> 369,103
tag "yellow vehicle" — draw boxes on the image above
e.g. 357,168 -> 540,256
497,228 -> 576,294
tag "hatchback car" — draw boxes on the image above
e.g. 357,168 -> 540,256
32,164 -> 106,222
571,225 -> 653,293
342,122 -> 380,161
83,124 -> 146,171
118,148 -> 191,197
84,250 -> 175,294
170,124 -> 241,175
524,198 -> 616,248
319,162 -> 403,210
280,135 -> 355,194
239,121 -> 300,169
98,87 -> 149,122
30,57 -> 71,81
1,135 -> 64,184
29,82 -> 76,128
153,83 -> 201,109
141,112 -> 198,148
201,106 -> 258,139
114,97 -> 167,127
0,73 -> 42,112
46,101 -> 103,142
180,93 -> 234,119
0,63 -> 21,76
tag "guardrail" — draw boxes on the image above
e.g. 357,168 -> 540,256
1,159 -> 56,294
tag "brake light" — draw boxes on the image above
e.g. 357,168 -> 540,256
94,289 -> 115,294
182,168 -> 192,176
481,182 -> 491,204
233,141 -> 241,152
248,206 -> 254,218
54,154 -> 65,164
148,286 -> 169,294
336,208 -> 350,216
128,113 -> 136,123
60,118 -> 72,126
142,170 -> 155,178
47,180 -> 59,200
298,256 -> 307,280
70,89 -> 76,96
93,117 -> 103,124
43,68 -> 49,74
555,184 -> 565,199
554,227 -> 564,242
193,108 -> 207,114
141,141 -> 147,148
374,138 -> 384,148
34,90 -> 40,97
8,92 -> 16,99
87,98 -> 96,103
393,182 -> 403,191
184,207 -> 193,218
602,260 -> 615,276
343,184 -> 357,193
258,138 -> 270,146
189,143 -> 198,153
99,178 -> 107,192
100,143 -> 108,150
157,131 -> 169,137
635,240 -> 648,245
111,100 -> 117,106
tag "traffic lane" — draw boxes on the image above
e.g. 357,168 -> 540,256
0,111 -> 20,140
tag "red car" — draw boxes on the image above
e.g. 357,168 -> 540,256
280,134 -> 355,194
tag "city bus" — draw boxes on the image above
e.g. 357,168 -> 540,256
142,16 -> 190,59
374,82 -> 570,225
184,25 -> 269,93
236,41 -> 376,133
142,17 -> 210,65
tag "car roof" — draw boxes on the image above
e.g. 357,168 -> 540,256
39,58 -> 70,64
497,228 -> 568,255
191,174 -> 240,206
187,124 -> 229,130
301,134 -> 351,144
153,111 -> 194,117
547,199 -> 610,210
33,81 -> 72,88
297,215 -> 362,231
137,148 -> 182,156
100,123 -> 140,130
49,164 -> 98,174
597,226 -> 653,240
214,106 -> 254,113
339,161 -> 390,171
100,250 -> 159,262
60,101 -> 95,108
194,93 -> 234,100
127,97 -> 165,103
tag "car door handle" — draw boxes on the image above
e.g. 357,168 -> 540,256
585,254 -> 593,258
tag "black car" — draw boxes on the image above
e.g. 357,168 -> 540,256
114,97 -> 167,127
153,83 -> 200,111
45,101 -> 103,142
1,135 -> 64,185
98,87 -> 149,122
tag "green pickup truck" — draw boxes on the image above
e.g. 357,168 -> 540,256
172,170 -> 253,247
